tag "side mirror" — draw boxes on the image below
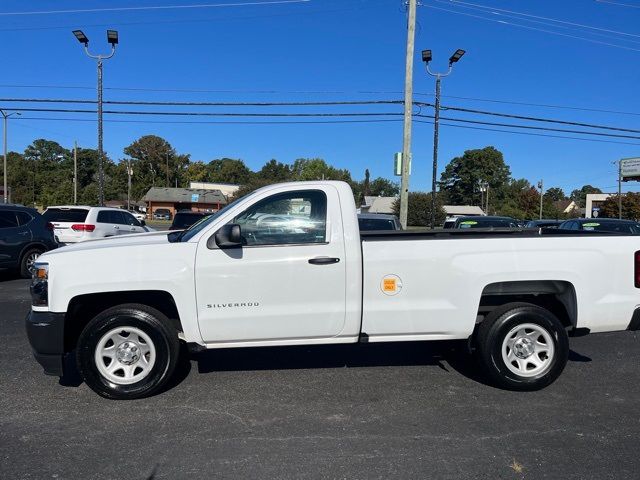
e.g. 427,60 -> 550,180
140,220 -> 146,226
210,224 -> 242,249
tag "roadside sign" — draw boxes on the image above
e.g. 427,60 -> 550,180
620,157 -> 640,181
191,193 -> 199,202
394,152 -> 412,176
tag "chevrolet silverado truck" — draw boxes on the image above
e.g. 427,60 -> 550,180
26,181 -> 640,399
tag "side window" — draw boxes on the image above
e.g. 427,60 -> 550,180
112,211 -> 128,225
15,211 -> 33,226
0,211 -> 18,229
122,212 -> 140,226
96,211 -> 113,224
233,190 -> 327,246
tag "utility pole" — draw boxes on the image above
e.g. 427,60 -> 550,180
421,48 -> 466,228
73,141 -> 78,205
2,110 -> 20,204
72,29 -> 118,207
485,184 -> 490,215
538,179 -> 544,220
166,151 -> 170,187
127,159 -> 132,211
399,0 -> 417,230
618,159 -> 622,219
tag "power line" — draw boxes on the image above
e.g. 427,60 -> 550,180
422,103 -> 640,134
444,0 -> 640,38
422,3 -> 640,52
2,84 -> 638,117
426,115 -> 640,140
10,107 -> 640,141
13,115 -> 640,146
0,97 -> 404,107
0,0 -> 310,16
4,98 -> 640,135
415,120 -> 640,146
595,0 -> 640,9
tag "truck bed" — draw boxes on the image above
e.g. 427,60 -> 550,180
360,228 -> 627,240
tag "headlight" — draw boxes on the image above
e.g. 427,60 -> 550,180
30,263 -> 49,307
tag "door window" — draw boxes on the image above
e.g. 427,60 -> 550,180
15,212 -> 33,226
0,211 -> 18,228
233,190 -> 327,246
122,212 -> 140,226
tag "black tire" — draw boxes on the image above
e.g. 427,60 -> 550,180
475,302 -> 569,391
20,247 -> 43,278
76,303 -> 180,400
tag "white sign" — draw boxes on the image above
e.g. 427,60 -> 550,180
620,157 -> 640,180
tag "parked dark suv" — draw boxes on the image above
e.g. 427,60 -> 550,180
0,205 -> 58,278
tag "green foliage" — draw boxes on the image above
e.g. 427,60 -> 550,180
439,146 -> 511,206
257,159 -> 292,182
392,192 -> 447,227
544,187 -> 566,202
208,158 -> 252,184
600,193 -> 640,220
570,184 -> 602,208
291,158 -> 352,182
123,135 -> 190,198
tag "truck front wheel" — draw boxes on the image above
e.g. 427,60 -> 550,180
76,304 -> 180,400
474,302 -> 569,391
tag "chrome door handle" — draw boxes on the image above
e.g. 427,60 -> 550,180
308,257 -> 340,265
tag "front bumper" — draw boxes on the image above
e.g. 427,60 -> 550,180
25,310 -> 66,376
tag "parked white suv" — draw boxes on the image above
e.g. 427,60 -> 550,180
43,206 -> 153,244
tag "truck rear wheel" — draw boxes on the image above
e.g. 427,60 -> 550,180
76,304 -> 180,400
474,302 -> 569,391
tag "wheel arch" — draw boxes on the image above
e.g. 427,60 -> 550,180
477,280 -> 577,329
64,290 -> 183,353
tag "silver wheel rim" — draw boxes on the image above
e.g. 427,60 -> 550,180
26,252 -> 40,274
94,327 -> 156,385
501,322 -> 555,378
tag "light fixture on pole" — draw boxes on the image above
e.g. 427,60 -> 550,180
72,29 -> 118,207
1,109 -> 20,204
422,48 -> 466,229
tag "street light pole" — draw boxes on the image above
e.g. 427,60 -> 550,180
422,48 -> 466,229
72,29 -> 118,207
73,141 -> 78,205
1,110 -> 20,204
618,159 -> 622,220
538,179 -> 544,220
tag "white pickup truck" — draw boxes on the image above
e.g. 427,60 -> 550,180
26,181 -> 640,399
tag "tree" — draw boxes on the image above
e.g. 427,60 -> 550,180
123,135 -> 189,199
600,193 -> 640,220
208,158 -> 253,184
570,185 -> 602,208
369,177 -> 399,197
256,159 -> 291,182
392,192 -> 446,227
185,161 -> 209,183
439,146 -> 511,206
291,158 -> 352,182
544,187 -> 566,202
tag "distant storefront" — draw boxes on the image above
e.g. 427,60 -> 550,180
142,187 -> 228,217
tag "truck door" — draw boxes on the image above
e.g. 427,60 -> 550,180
195,186 -> 347,343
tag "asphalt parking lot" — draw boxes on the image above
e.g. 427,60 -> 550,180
1,272 -> 639,479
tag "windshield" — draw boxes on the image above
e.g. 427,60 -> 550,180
358,218 -> 397,231
177,195 -> 246,242
582,221 -> 640,234
43,208 -> 88,223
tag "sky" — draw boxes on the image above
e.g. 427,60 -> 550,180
1,0 -> 639,195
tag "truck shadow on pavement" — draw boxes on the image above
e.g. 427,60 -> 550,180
58,341 -> 592,392
193,340 -> 591,388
